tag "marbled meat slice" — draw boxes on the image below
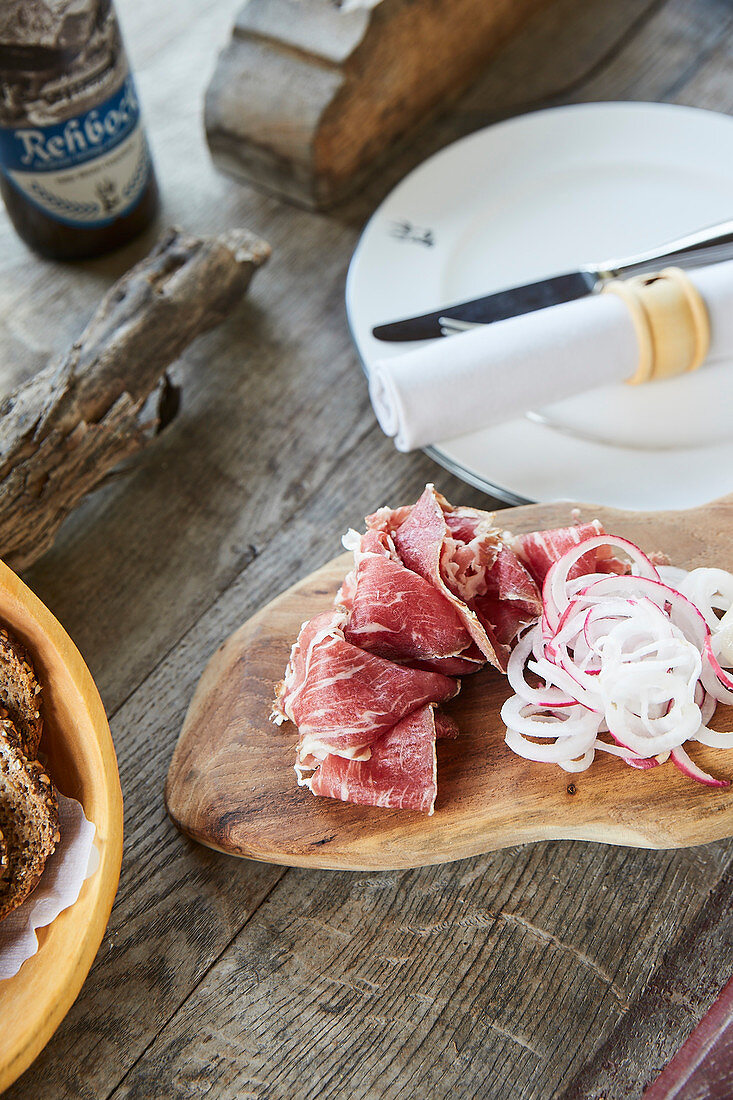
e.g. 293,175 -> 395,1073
272,609 -> 459,761
412,648 -> 485,677
308,704 -> 440,814
363,485 -> 545,670
336,527 -> 403,611
510,521 -> 629,585
343,554 -> 473,666
385,486 -> 499,664
470,546 -> 543,669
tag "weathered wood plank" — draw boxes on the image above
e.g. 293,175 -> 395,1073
562,0 -> 733,105
106,843 -> 732,1100
562,860 -> 733,1100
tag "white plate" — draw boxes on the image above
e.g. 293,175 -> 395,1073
346,103 -> 733,510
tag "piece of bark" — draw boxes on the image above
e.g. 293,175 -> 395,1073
0,226 -> 270,570
205,0 -> 556,210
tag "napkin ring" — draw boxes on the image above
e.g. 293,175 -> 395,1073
601,267 -> 710,386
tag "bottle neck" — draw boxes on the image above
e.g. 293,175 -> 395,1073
0,1 -> 127,128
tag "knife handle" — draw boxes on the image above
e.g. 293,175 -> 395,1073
593,219 -> 733,280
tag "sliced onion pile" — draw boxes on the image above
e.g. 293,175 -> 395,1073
501,536 -> 733,787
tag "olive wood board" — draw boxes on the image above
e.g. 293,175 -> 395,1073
165,496 -> 733,871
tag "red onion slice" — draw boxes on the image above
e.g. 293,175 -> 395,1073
544,536 -> 659,631
669,745 -> 730,788
500,531 -> 733,788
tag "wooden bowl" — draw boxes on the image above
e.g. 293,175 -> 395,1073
0,560 -> 123,1093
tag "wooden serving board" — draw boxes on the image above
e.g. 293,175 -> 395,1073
165,496 -> 733,871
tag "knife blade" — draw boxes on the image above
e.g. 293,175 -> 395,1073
371,218 -> 733,341
372,272 -> 596,342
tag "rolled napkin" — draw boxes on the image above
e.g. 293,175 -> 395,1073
369,260 -> 733,452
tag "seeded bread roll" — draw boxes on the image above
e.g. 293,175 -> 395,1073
0,720 -> 59,922
0,628 -> 43,758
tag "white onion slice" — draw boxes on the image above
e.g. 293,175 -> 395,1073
543,536 -> 659,633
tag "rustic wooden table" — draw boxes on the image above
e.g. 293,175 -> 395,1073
2,0 -> 732,1097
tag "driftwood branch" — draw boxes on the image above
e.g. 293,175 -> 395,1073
0,226 -> 270,570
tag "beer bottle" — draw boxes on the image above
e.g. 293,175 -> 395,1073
0,0 -> 159,261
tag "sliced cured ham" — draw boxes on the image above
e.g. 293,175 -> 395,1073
271,483 -> 648,816
388,485 -> 502,668
308,704 -> 440,814
470,546 -> 543,668
336,527 -> 402,611
385,486 -> 541,671
435,712 -> 460,739
273,609 -> 459,761
511,521 -> 629,585
484,546 -> 543,609
343,554 -> 473,665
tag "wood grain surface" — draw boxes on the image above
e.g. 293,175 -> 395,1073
167,498 -> 733,868
2,0 -> 733,1097
642,975 -> 733,1100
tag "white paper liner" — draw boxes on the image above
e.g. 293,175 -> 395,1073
0,792 -> 98,980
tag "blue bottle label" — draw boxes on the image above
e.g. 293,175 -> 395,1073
0,76 -> 152,228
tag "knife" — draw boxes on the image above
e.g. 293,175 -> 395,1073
372,218 -> 733,341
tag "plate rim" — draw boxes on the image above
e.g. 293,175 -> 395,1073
345,100 -> 733,509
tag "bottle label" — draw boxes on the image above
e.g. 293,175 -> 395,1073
0,76 -> 152,228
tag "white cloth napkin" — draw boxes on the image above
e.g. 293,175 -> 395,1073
369,260 -> 733,452
0,792 -> 98,980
